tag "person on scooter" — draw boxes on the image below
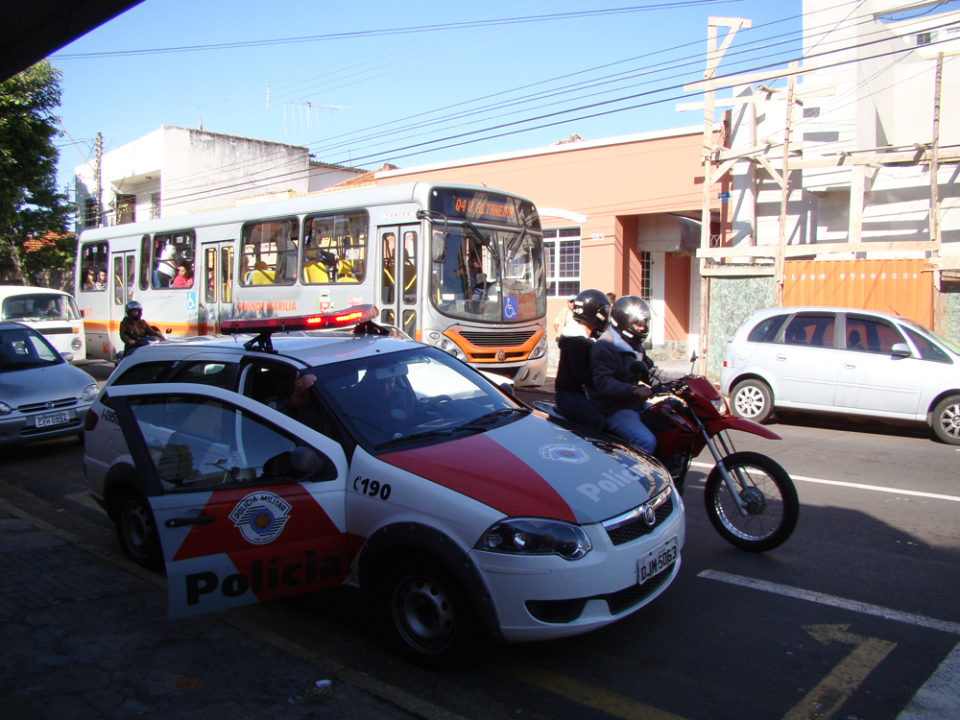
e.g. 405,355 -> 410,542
590,295 -> 658,454
555,289 -> 610,432
119,301 -> 165,358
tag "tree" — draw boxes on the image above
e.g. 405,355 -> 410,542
0,60 -> 73,286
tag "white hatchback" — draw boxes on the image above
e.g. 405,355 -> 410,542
720,306 -> 960,444
83,309 -> 684,666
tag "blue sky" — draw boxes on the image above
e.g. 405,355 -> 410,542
49,0 -> 813,196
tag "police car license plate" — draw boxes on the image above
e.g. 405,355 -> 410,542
638,537 -> 677,585
35,410 -> 71,428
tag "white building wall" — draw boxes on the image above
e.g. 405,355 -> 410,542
725,1 -> 960,255
74,126 -> 364,229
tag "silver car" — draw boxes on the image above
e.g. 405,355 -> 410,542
0,322 -> 99,445
720,307 -> 960,445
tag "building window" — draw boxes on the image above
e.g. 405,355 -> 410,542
639,251 -> 652,302
543,227 -> 581,298
150,193 -> 161,220
916,31 -> 933,46
115,194 -> 136,225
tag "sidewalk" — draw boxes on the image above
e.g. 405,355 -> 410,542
0,498 -> 428,720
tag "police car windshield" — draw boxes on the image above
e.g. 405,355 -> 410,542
312,345 -> 521,451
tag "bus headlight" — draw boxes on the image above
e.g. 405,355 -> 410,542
529,333 -> 547,360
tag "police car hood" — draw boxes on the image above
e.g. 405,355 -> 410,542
380,414 -> 671,525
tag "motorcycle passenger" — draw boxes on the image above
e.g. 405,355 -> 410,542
118,301 -> 165,357
555,289 -> 610,432
590,295 -> 658,454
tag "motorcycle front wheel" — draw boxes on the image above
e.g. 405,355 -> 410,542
704,451 -> 798,552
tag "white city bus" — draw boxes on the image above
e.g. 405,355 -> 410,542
74,182 -> 548,386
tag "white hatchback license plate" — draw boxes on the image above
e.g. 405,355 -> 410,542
638,537 -> 677,585
35,410 -> 71,428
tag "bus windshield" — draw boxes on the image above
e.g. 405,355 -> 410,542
431,225 -> 544,323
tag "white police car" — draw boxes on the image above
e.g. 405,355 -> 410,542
83,307 -> 684,665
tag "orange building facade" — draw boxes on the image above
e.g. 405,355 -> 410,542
365,126 -> 722,359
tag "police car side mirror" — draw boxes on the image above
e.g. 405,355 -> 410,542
291,446 -> 336,481
60,351 -> 74,363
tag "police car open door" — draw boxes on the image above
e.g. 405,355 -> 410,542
109,383 -> 350,618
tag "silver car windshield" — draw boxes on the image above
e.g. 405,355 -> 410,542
0,327 -> 63,372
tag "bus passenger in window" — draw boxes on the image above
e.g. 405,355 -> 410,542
82,269 -> 96,292
96,269 -> 108,291
155,245 -> 178,287
172,262 -> 194,288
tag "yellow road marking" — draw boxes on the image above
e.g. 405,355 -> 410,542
498,663 -> 687,720
784,624 -> 896,720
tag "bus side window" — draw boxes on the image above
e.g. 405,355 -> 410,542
301,213 -> 367,286
139,235 -> 151,291
79,241 -> 108,292
240,219 -> 298,286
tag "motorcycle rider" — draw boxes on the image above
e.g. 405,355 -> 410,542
590,295 -> 658,454
554,289 -> 611,432
118,301 -> 165,357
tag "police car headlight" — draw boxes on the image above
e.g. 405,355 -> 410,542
477,518 -> 591,560
80,383 -> 99,402
0,401 -> 12,416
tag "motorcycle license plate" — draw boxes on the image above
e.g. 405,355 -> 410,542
638,537 -> 677,585
35,410 -> 71,428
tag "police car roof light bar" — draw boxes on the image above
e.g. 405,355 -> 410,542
220,305 -> 379,352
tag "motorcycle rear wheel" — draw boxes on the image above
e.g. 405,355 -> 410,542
704,451 -> 798,552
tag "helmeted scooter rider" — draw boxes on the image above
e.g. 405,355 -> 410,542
554,289 -> 611,432
118,301 -> 165,358
590,295 -> 658,454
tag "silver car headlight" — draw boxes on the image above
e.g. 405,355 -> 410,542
477,518 -> 591,560
0,401 -> 12,416
80,383 -> 99,402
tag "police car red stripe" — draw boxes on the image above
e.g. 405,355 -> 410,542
382,433 -> 577,523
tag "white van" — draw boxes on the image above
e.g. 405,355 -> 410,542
0,285 -> 86,361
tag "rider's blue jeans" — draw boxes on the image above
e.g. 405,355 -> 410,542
606,407 -> 657,455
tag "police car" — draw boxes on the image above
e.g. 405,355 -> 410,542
83,307 -> 684,665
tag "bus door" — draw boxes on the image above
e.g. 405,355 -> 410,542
377,225 -> 419,339
199,241 -> 235,334
111,251 -> 137,356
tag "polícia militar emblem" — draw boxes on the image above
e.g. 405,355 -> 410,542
539,444 -> 590,464
229,491 -> 292,545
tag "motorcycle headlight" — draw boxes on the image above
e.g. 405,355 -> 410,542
477,518 -> 591,560
80,383 -> 100,402
712,396 -> 727,413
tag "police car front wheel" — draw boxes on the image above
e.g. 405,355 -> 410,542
380,556 -> 476,668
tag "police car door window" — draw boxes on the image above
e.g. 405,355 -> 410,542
128,395 -> 322,490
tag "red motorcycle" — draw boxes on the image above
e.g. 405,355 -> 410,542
642,372 -> 798,552
533,370 -> 798,552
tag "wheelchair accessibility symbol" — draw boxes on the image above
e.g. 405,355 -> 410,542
185,291 -> 197,311
503,296 -> 518,319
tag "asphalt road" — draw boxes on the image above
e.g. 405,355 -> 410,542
2,378 -> 958,720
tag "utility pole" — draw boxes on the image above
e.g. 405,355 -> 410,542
774,65 -> 798,307
931,52 -> 944,333
697,17 -> 750,374
94,132 -> 103,228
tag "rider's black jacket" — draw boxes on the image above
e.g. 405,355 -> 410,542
555,334 -> 594,395
590,327 -> 655,417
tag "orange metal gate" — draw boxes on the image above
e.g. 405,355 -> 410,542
782,259 -> 933,326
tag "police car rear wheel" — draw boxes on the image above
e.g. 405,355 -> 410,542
381,557 -> 475,667
116,491 -> 163,572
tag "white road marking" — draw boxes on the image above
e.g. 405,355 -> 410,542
690,462 -> 960,503
896,641 -> 960,720
698,570 -> 960,635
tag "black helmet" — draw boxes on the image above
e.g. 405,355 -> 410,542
124,300 -> 142,320
610,295 -> 651,350
572,289 -> 611,335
